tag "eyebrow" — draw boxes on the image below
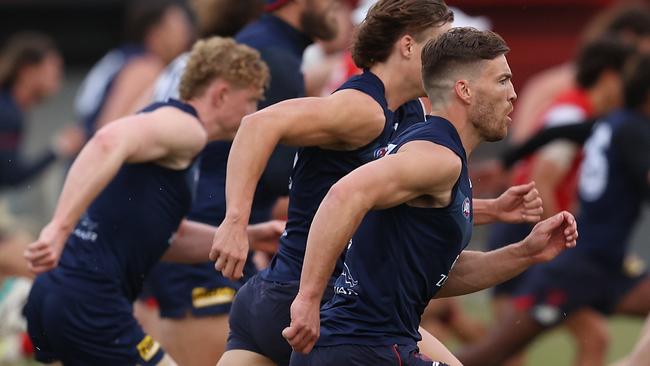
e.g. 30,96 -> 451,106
500,73 -> 512,80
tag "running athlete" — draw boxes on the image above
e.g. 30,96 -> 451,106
457,54 -> 650,366
141,1 -> 336,363
212,1 -> 543,365
22,37 -> 277,366
285,27 -> 578,366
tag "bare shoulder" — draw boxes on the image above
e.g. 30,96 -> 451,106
147,106 -> 207,147
328,89 -> 385,123
397,140 -> 463,186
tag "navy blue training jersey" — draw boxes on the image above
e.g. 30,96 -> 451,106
51,99 -> 200,301
75,44 -> 145,137
575,109 -> 648,267
263,70 -> 426,283
318,116 -> 473,347
0,89 -> 56,187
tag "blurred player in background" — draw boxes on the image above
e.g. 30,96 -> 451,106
74,0 -> 193,139
458,52 -> 650,366
485,35 -> 635,366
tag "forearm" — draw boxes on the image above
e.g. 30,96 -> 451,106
435,246 -> 533,298
298,189 -> 368,301
223,115 -> 282,225
50,134 -> 127,231
163,219 -> 215,263
472,198 -> 497,225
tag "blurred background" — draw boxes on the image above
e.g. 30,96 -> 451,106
1,0 -> 649,365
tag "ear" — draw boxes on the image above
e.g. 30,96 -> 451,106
398,34 -> 416,59
209,79 -> 230,109
454,80 -> 472,105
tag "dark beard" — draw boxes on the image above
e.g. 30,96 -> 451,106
300,6 -> 337,41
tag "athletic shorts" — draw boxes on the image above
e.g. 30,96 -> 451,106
290,344 -> 450,366
146,259 -> 256,318
486,222 -> 533,296
227,273 -> 334,366
24,274 -> 165,365
512,250 -> 648,326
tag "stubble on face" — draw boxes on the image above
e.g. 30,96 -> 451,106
301,0 -> 338,41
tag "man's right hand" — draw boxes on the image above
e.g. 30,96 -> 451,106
24,221 -> 69,274
209,221 -> 249,280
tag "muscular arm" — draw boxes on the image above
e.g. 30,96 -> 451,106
211,90 -> 386,279
436,210 -> 577,298
24,109 -> 206,273
297,142 -> 460,302
222,90 -> 385,224
163,219 -> 285,263
435,248 -> 531,298
531,141 -> 579,218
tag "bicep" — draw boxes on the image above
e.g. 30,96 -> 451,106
331,144 -> 461,210
96,111 -> 204,164
252,91 -> 384,148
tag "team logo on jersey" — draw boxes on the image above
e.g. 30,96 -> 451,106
462,197 -> 471,218
335,262 -> 359,296
373,144 -> 397,159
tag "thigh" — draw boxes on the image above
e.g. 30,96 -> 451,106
159,313 -> 229,366
614,276 -> 650,316
218,349 -> 276,366
417,327 -> 462,366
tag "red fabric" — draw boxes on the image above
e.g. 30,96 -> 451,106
265,0 -> 291,12
511,88 -> 593,213
21,332 -> 34,356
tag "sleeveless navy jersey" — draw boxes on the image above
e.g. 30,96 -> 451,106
263,70 -> 426,283
575,109 -> 647,267
75,44 -> 145,137
51,99 -> 200,301
318,116 -> 473,347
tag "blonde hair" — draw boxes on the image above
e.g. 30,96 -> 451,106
179,36 -> 269,100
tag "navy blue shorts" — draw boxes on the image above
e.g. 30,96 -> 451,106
227,273 -> 335,366
226,273 -> 297,365
290,344 -> 449,366
486,222 -> 533,296
145,260 -> 256,318
513,250 -> 648,326
24,274 -> 165,365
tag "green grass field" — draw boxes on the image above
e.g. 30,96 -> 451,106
456,291 -> 644,366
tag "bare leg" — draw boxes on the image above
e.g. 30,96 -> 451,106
158,313 -> 229,366
156,353 -> 179,366
134,299 -> 161,341
217,350 -> 277,366
611,314 -> 650,366
614,277 -> 650,317
417,326 -> 463,366
0,231 -> 33,279
457,308 -> 547,366
492,296 -> 525,366
564,308 -> 608,366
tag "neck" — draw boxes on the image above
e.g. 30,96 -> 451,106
11,82 -> 36,111
430,104 -> 481,157
186,98 -> 230,142
273,6 -> 302,32
370,62 -> 423,111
